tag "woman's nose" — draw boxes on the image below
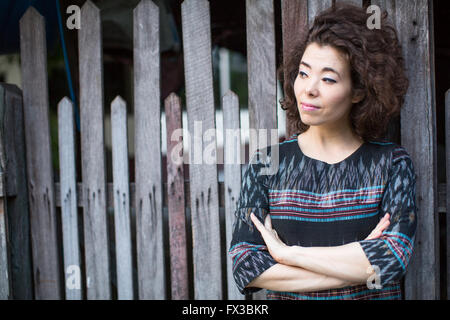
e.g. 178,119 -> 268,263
305,79 -> 319,96
306,85 -> 319,97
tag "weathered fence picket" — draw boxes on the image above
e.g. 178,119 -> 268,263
57,97 -> 82,300
445,88 -> 449,298
0,84 -> 33,300
395,0 -> 440,300
246,0 -> 277,157
246,0 -> 278,299
165,93 -> 189,300
182,0 -> 222,300
133,0 -> 165,300
222,91 -> 244,300
78,1 -> 111,299
111,96 -> 134,300
19,7 -> 61,300
281,0 -> 308,139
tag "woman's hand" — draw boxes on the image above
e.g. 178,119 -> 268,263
250,212 -> 293,264
364,213 -> 391,240
251,211 -> 391,265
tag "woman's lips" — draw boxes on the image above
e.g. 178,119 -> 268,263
301,103 -> 320,111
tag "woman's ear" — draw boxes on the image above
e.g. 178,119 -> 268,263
351,89 -> 365,104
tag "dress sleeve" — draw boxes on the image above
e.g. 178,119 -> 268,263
228,149 -> 277,295
358,146 -> 418,287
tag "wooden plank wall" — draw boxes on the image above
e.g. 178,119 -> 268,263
394,0 -> 439,300
4,0 -> 444,301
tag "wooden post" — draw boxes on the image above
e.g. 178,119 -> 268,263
165,93 -> 189,300
133,0 -> 166,299
0,85 -> 11,299
246,0 -> 278,299
19,7 -> 62,299
57,97 -> 82,300
182,0 -> 222,300
395,0 -> 439,299
246,0 -> 278,156
281,0 -> 308,139
78,1 -> 111,299
445,88 -> 450,298
0,84 -> 33,299
222,91 -> 244,300
111,96 -> 134,300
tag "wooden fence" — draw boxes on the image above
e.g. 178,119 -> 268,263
0,0 -> 447,300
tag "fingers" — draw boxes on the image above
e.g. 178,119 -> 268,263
264,214 -> 272,230
365,212 -> 391,240
250,212 -> 264,232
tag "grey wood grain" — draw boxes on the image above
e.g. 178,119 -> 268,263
181,0 -> 222,300
334,0 -> 363,7
395,0 -> 439,299
371,0 -> 396,25
111,96 -> 134,300
165,93 -> 189,300
445,88 -> 449,298
222,91 -> 244,300
0,85 -> 11,300
133,0 -> 166,299
308,0 -> 333,26
0,84 -> 33,299
246,0 -> 277,158
281,0 -> 308,139
78,0 -> 111,299
19,7 -> 62,300
57,97 -> 82,300
246,0 -> 278,300
0,198 -> 9,299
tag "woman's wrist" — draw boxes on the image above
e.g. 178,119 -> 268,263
281,245 -> 304,266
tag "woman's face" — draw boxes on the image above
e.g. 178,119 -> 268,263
294,42 -> 359,129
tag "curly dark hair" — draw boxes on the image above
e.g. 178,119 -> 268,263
278,3 -> 409,141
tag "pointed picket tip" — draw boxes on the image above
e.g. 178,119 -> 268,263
165,92 -> 180,104
81,0 -> 100,14
82,0 -> 99,11
222,90 -> 238,101
134,0 -> 159,14
58,96 -> 73,106
111,96 -> 126,113
57,97 -> 73,112
19,6 -> 44,26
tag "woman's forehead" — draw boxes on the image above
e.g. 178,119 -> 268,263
300,43 -> 350,73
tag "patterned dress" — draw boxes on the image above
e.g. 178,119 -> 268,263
228,134 -> 418,300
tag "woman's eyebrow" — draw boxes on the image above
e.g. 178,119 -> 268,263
300,61 -> 341,79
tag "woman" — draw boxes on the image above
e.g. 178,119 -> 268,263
229,3 -> 417,300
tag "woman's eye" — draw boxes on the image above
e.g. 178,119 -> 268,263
323,78 -> 336,84
298,71 -> 307,77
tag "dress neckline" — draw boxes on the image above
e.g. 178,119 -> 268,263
294,135 -> 367,166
